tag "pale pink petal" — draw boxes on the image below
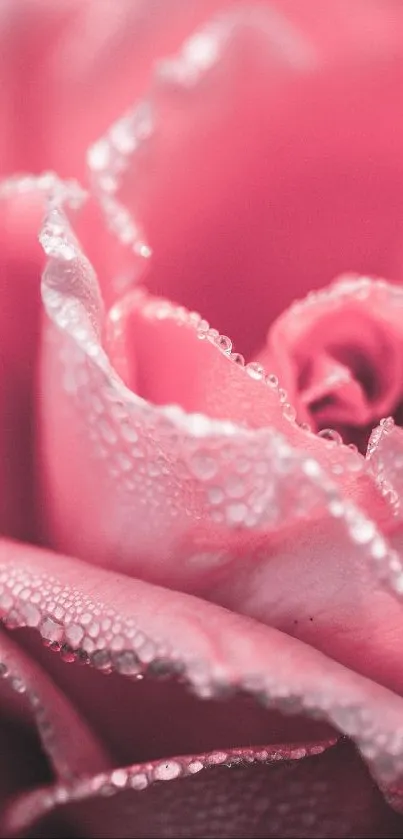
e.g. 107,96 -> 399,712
6,740 -> 402,839
37,197 -> 403,697
104,286 -> 293,426
26,631 -> 334,768
38,197 -> 393,556
2,538 -> 403,805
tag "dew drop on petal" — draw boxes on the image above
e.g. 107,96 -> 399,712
40,616 -> 64,644
245,362 -> 265,381
189,452 -> 218,481
318,428 -> 343,445
153,760 -> 182,781
266,373 -> 279,388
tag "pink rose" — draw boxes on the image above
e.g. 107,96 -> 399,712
3,1 -> 403,836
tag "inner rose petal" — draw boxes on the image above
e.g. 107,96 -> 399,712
257,276 -> 403,452
7,740 -> 403,839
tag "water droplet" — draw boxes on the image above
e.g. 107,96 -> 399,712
189,452 -> 217,481
40,615 -> 64,644
88,139 -> 111,171
20,603 -> 40,627
207,328 -> 219,340
216,335 -> 232,354
121,423 -> 139,444
245,362 -> 264,381
318,428 -> 343,445
208,486 -> 224,506
371,537 -> 387,560
188,760 -> 204,774
11,678 -> 27,694
226,502 -> 248,525
99,419 -> 117,445
283,403 -> 296,421
113,650 -> 141,676
129,773 -> 148,790
230,352 -> 245,366
266,373 -> 279,388
91,650 -> 112,671
349,517 -> 376,545
88,621 -> 100,639
111,769 -> 128,788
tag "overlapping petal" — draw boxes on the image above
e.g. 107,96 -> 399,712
6,741 -> 402,839
1,539 -> 403,801
36,190 -> 403,698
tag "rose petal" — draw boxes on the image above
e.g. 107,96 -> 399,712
0,0 -> 77,175
0,174 -> 86,540
6,740 -> 403,839
42,0 -> 239,180
39,198 -> 395,586
2,539 -> 403,802
256,275 -> 403,447
87,3 -> 403,357
0,626 -> 109,784
23,632 -> 334,769
37,194 -> 403,703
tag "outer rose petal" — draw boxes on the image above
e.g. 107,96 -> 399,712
0,175 -> 86,540
0,628 -> 109,783
2,540 -> 403,805
6,741 -> 403,839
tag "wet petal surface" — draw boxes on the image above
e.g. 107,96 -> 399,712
6,740 -> 403,839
